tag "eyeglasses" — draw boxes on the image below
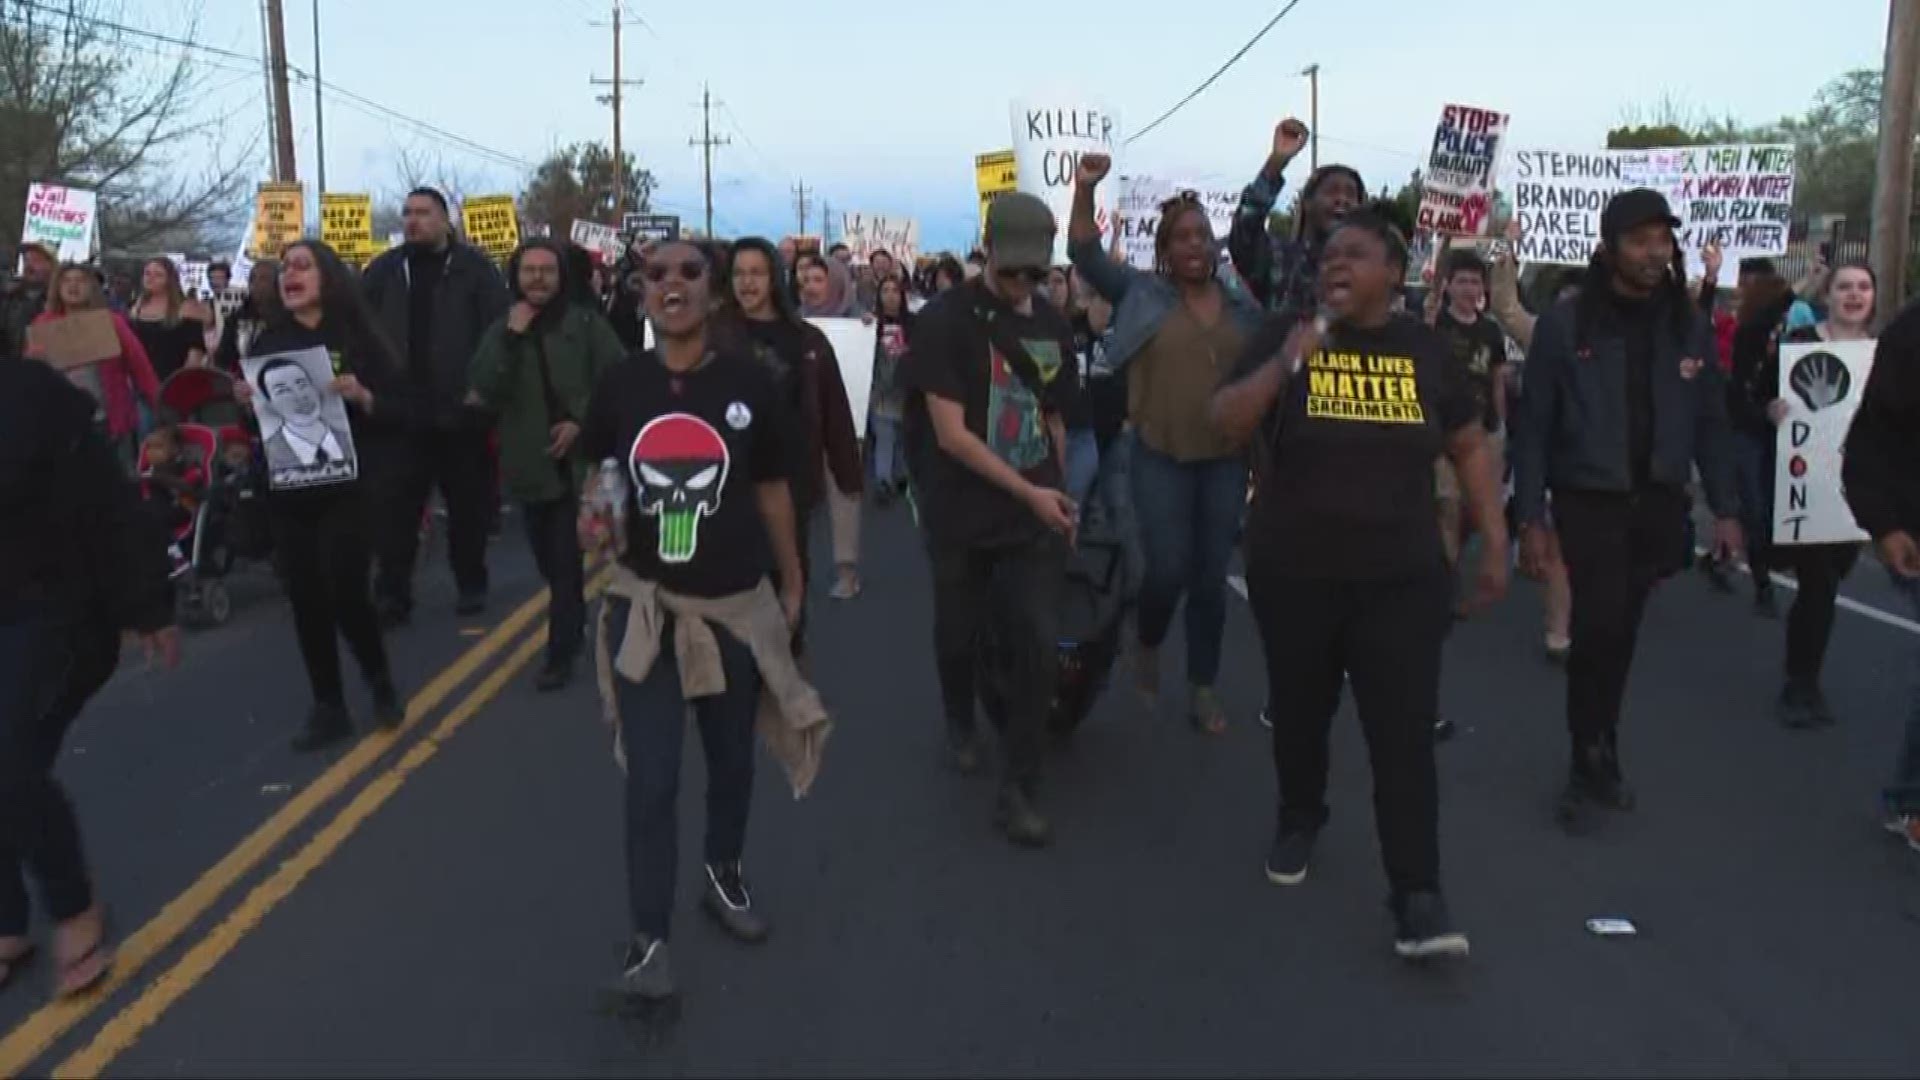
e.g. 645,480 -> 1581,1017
643,259 -> 707,284
995,266 -> 1047,284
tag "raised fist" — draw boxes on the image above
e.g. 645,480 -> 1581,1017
1077,153 -> 1112,188
1273,118 -> 1310,161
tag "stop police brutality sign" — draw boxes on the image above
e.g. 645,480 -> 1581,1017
1009,97 -> 1119,266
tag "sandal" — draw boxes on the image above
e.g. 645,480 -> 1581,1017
52,911 -> 112,998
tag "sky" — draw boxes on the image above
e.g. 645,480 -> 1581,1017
141,0 -> 1891,254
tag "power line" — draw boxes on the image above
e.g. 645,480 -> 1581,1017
1126,0 -> 1309,146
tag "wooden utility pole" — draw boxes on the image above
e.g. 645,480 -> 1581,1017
689,85 -> 730,238
1301,63 -> 1320,172
590,2 -> 644,218
258,1 -> 279,180
792,180 -> 812,236
311,0 -> 326,191
264,0 -> 298,181
1872,0 -> 1920,312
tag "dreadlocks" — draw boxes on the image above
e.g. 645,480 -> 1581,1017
1573,234 -> 1693,347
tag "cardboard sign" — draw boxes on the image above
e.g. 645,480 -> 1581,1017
1009,98 -> 1119,264
621,213 -> 679,244
1774,339 -> 1873,545
22,183 -> 98,262
570,219 -> 623,264
1417,105 -> 1508,237
251,182 -> 305,258
839,211 -> 919,266
320,193 -> 376,265
975,149 -> 1018,237
27,309 -> 121,371
461,195 -> 521,263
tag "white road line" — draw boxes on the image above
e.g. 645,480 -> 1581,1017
1227,575 -> 1247,600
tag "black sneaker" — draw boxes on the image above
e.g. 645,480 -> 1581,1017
535,656 -> 575,693
946,727 -> 983,776
455,591 -> 486,618
700,862 -> 770,943
1593,738 -> 1636,812
1434,717 -> 1456,742
1265,825 -> 1318,885
1808,686 -> 1837,727
1776,682 -> 1819,730
994,784 -> 1053,848
370,682 -> 405,731
374,596 -> 411,629
1392,891 -> 1469,961
1259,703 -> 1272,729
291,703 -> 353,753
596,934 -> 676,1014
1753,586 -> 1778,618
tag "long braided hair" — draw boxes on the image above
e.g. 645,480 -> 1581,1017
1153,191 -> 1215,279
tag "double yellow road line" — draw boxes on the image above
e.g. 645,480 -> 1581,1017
0,567 -> 610,1078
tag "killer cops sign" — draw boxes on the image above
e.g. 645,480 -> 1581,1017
1010,97 -> 1119,265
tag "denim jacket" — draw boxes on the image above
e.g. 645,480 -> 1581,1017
1067,236 -> 1264,379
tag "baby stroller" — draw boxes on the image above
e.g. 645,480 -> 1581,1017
153,369 -> 270,624
978,533 -> 1134,741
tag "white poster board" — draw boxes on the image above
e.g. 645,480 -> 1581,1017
840,212 -> 919,267
1010,97 -> 1119,265
1773,339 -> 1873,546
808,317 -> 877,426
1417,104 -> 1509,237
22,183 -> 98,262
570,219 -> 623,264
241,346 -> 359,491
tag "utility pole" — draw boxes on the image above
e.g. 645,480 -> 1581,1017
1301,63 -> 1320,172
689,85 -> 730,238
822,199 -> 833,245
792,180 -> 812,237
264,0 -> 298,181
590,2 -> 645,219
1872,0 -> 1920,313
258,1 -> 279,180
311,0 -> 326,191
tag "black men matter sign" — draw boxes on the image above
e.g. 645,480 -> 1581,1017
1010,97 -> 1119,264
1416,104 -> 1508,237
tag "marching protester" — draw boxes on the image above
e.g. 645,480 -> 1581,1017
1069,153 -> 1263,735
932,256 -> 965,296
236,240 -> 407,751
1512,188 -> 1741,833
2,354 -> 179,996
129,257 -> 209,382
870,274 -> 914,505
361,187 -> 510,624
791,251 -> 867,600
1429,250 -> 1507,600
798,252 -> 865,320
870,249 -> 901,286
2,242 -> 55,360
213,259 -> 282,374
721,239 -> 864,640
1727,258 -> 1804,615
1211,209 -> 1506,960
903,191 -> 1080,847
1842,286 -> 1920,850
467,238 -> 626,691
578,238 -> 824,1009
27,265 -> 161,469
203,260 -> 233,354
1044,267 -> 1101,510
1229,118 -> 1364,314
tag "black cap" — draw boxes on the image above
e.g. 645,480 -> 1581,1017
1600,188 -> 1681,245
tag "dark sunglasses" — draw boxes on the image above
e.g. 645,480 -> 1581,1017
643,259 -> 707,284
995,266 -> 1047,284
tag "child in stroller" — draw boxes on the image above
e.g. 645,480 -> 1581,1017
139,424 -> 207,580
148,368 -> 266,624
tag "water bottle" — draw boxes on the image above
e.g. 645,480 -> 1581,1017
593,458 -> 628,554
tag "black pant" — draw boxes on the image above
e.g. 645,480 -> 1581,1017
927,532 -> 1066,788
0,606 -> 118,936
1554,487 -> 1686,749
522,497 -> 585,664
374,428 -> 492,609
1776,543 -> 1861,689
1246,562 -> 1450,898
272,492 -> 392,708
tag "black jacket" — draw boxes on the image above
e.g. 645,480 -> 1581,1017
2,280 -> 47,361
0,358 -> 172,630
1842,301 -> 1920,542
360,240 -> 509,429
1513,290 -> 1738,528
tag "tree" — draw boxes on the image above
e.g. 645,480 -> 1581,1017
0,0 -> 256,256
518,142 -> 657,239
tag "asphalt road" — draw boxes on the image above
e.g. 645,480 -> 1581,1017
3,501 -> 1919,1077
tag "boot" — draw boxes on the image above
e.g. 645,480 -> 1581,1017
291,703 -> 353,753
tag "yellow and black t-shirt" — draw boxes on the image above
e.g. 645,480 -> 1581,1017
1234,312 -> 1477,580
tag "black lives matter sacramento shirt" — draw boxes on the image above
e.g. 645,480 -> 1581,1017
1235,313 -> 1477,580
581,347 -> 795,598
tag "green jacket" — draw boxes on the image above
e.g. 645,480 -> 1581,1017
469,305 -> 626,503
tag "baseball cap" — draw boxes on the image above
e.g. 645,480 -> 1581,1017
983,192 -> 1056,272
1600,188 -> 1681,245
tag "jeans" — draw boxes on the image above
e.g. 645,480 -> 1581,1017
272,492 -> 392,709
603,597 -> 760,940
1885,573 -> 1920,815
1734,428 -> 1778,585
373,428 -> 493,609
871,416 -> 905,490
1063,428 -> 1099,511
1129,440 -> 1248,687
522,496 -> 585,665
0,607 -> 118,937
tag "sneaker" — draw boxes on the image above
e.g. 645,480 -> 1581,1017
700,862 -> 770,943
1259,703 -> 1272,730
945,727 -> 983,776
1434,717 -> 1456,742
455,591 -> 487,618
1806,686 -> 1837,728
1882,811 -> 1920,853
374,596 -> 412,629
535,656 -> 575,693
1775,682 -> 1819,730
596,934 -> 676,1013
1753,586 -> 1778,618
1265,825 -> 1318,885
1544,634 -> 1571,664
290,704 -> 353,753
1556,743 -> 1633,832
1392,891 -> 1470,961
994,784 -> 1053,848
370,682 -> 405,731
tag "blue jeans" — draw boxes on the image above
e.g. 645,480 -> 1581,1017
1733,428 -> 1777,580
1885,573 -> 1920,815
1129,440 -> 1248,687
871,415 -> 905,490
604,597 -> 760,939
1063,428 -> 1099,511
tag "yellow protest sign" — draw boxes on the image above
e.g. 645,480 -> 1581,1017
320,192 -> 376,265
251,181 -> 304,258
975,150 -> 1017,235
461,195 -> 520,263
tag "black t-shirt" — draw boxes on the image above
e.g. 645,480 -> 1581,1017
581,346 -> 794,598
1613,293 -> 1658,486
1236,313 -> 1477,580
1433,309 -> 1507,432
1060,309 -> 1097,432
404,247 -> 445,387
903,279 -> 1081,548
131,315 -> 207,382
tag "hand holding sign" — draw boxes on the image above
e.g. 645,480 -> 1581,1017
1273,118 -> 1309,164
330,373 -> 373,410
1076,153 -> 1112,189
1702,238 -> 1724,284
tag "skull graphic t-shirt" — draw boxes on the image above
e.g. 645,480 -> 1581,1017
580,345 -> 796,598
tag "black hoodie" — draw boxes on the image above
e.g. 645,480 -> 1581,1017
1842,301 -> 1920,542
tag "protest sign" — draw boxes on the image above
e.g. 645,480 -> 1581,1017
621,212 -> 680,244
320,193 -> 376,264
570,219 -> 623,264
243,346 -> 360,491
975,149 -> 1018,237
22,183 -> 98,262
1506,144 -> 1794,278
251,182 -> 304,258
177,259 -> 211,298
1010,98 -> 1119,264
461,195 -> 521,263
808,317 -> 877,425
1116,174 -> 1161,269
1773,339 -> 1872,545
839,211 -> 920,266
26,309 -> 120,372
1417,105 -> 1508,237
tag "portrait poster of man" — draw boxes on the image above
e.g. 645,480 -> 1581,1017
241,346 -> 359,490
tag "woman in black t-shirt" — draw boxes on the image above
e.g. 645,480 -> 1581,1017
1211,212 -> 1507,963
579,239 -> 806,1009
130,258 -> 209,383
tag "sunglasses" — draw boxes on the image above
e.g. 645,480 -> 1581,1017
995,266 -> 1047,284
643,259 -> 707,284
